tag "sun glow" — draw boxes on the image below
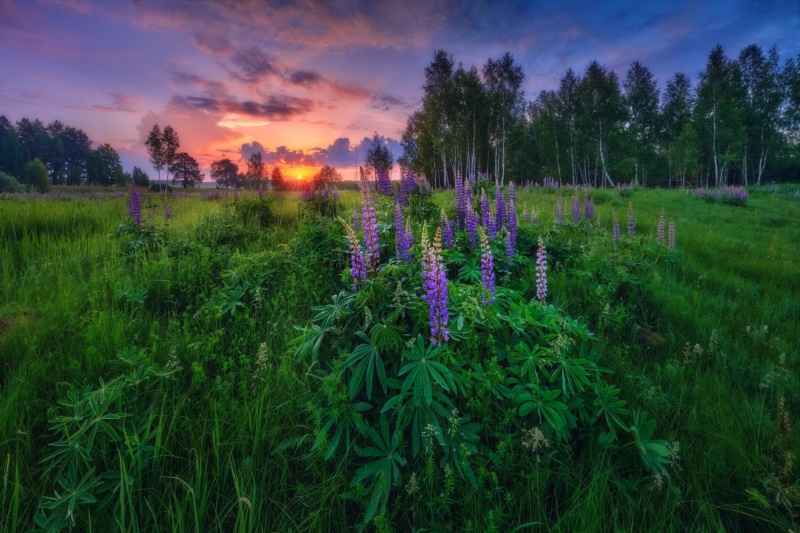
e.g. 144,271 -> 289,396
297,175 -> 302,180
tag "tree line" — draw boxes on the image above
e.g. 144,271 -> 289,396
400,43 -> 800,188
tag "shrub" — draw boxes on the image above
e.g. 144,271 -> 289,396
0,171 -> 22,193
20,158 -> 50,193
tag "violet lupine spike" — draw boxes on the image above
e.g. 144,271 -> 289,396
627,201 -> 635,235
583,194 -> 589,219
506,197 -> 517,263
128,190 -> 142,225
422,228 -> 449,346
556,198 -> 563,226
405,218 -> 415,261
395,199 -> 408,260
441,209 -> 454,248
668,218 -> 675,250
480,189 -> 492,234
657,208 -> 666,245
587,198 -> 594,221
507,182 -> 515,226
572,195 -> 580,224
466,208 -> 478,248
495,186 -> 505,232
455,176 -> 465,229
376,168 -> 392,196
352,209 -> 360,232
613,212 -> 621,241
522,208 -> 529,222
339,218 -> 367,288
478,227 -> 495,305
535,236 -> 548,303
360,180 -> 380,271
531,209 -> 538,225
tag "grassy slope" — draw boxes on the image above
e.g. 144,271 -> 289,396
0,187 -> 798,531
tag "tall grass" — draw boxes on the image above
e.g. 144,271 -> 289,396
0,186 -> 797,531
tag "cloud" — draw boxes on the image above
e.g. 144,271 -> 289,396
171,94 -> 313,120
289,69 -> 324,88
240,134 -> 403,169
230,46 -> 281,81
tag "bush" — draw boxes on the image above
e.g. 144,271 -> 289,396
20,158 -> 50,193
0,171 -> 22,193
235,196 -> 276,227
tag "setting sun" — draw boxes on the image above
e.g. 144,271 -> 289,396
297,175 -> 302,180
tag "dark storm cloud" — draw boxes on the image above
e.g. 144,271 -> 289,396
171,94 -> 313,119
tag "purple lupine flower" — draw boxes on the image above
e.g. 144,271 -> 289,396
455,175 -> 465,229
128,190 -> 142,225
556,198 -> 563,226
480,189 -> 493,236
531,208 -> 538,225
586,198 -> 594,221
478,227 -> 495,305
466,207 -> 478,248
399,171 -> 415,206
441,209 -> 454,248
657,209 -> 665,244
536,236 -> 548,303
627,201 -> 635,235
395,199 -> 409,260
422,228 -> 449,346
668,218 -> 675,250
506,196 -> 517,262
522,208 -> 529,222
572,195 -> 580,224
583,194 -> 589,219
360,180 -> 380,271
405,218 -> 415,261
341,218 -> 367,288
507,182 -> 515,226
613,212 -> 620,241
495,185 -> 505,232
164,202 -> 171,220
333,187 -> 340,202
376,168 -> 392,196
352,209 -> 360,232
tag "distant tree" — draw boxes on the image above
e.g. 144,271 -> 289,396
270,166 -> 285,190
21,158 -> 49,192
483,52 -> 525,184
162,125 -> 180,185
210,158 -> 239,188
246,152 -> 265,189
131,166 -> 150,187
86,143 -> 123,186
623,61 -> 660,185
0,171 -> 22,193
169,152 -> 203,188
61,126 -> 92,185
0,115 -> 26,178
365,133 -> 393,194
312,164 -> 343,189
145,124 -> 164,185
661,72 -> 695,186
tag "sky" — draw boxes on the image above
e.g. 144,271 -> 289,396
0,0 -> 797,182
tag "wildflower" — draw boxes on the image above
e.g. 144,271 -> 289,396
668,218 -> 675,249
536,236 -> 547,303
478,227 -> 495,305
521,425 -> 550,456
627,201 -> 635,235
652,472 -> 664,492
441,209 -> 454,248
395,199 -> 409,260
405,472 -> 420,496
572,195 -> 580,224
556,198 -> 563,226
466,207 -> 478,247
506,195 -> 517,262
164,202 -> 171,220
507,181 -> 516,226
333,187 -> 339,202
128,189 -> 142,225
339,218 -> 367,287
481,189 -> 495,237
455,175 -> 465,228
522,208 -> 529,222
531,208 -> 538,224
657,208 -> 665,244
376,167 -> 392,196
422,228 -> 449,345
405,218 -> 415,261
495,185 -> 505,231
586,197 -> 594,220
360,179 -> 379,271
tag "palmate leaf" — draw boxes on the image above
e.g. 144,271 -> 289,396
339,332 -> 387,400
290,324 -> 335,364
399,335 -> 456,407
457,259 -> 481,283
352,415 -> 406,525
510,342 -> 554,385
370,323 -> 404,352
592,382 -> 629,439
550,356 -> 592,399
516,385 -> 569,434
629,411 -> 671,477
312,290 -> 356,328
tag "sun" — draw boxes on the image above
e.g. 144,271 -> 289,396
297,175 -> 302,180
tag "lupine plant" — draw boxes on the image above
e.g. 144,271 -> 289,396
536,236 -> 548,302
657,208 -> 665,244
341,218 -> 367,287
361,180 -> 380,271
556,198 -> 563,226
422,227 -> 449,345
627,201 -> 635,235
495,185 -> 505,230
668,218 -> 675,249
506,195 -> 517,262
572,195 -> 580,224
128,189 -> 142,225
478,227 -> 495,304
613,212 -> 621,241
441,209 -> 454,248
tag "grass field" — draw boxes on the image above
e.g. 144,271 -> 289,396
1,184 -> 798,531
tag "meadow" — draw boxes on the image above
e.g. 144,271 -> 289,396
0,182 -> 798,532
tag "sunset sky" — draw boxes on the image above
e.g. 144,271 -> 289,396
1,0 -> 797,181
